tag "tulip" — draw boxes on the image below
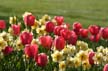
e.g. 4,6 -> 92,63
11,24 -> 20,35
73,22 -> 82,35
67,32 -> 77,45
54,36 -> 65,51
0,20 -> 6,30
39,35 -> 53,49
80,29 -> 88,38
45,21 -> 55,33
53,26 -> 65,36
2,46 -> 13,55
54,16 -> 64,25
88,25 -> 100,35
103,64 -> 108,71
24,44 -> 38,58
88,51 -> 95,65
89,33 -> 101,42
23,13 -> 35,26
36,53 -> 48,67
60,29 -> 72,40
20,31 -> 33,45
73,22 -> 82,30
102,27 -> 108,39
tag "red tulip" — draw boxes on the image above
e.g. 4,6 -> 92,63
103,64 -> 108,71
2,46 -> 13,55
67,32 -> 78,45
39,35 -> 53,49
73,22 -> 82,30
20,31 -> 33,45
89,33 -> 101,42
88,25 -> 100,35
94,33 -> 101,42
73,22 -> 82,35
24,44 -> 38,58
54,16 -> 64,25
54,36 -> 65,51
53,26 -> 65,36
11,24 -> 20,35
0,20 -> 6,30
102,27 -> 108,39
80,29 -> 88,38
36,53 -> 48,67
45,21 -> 55,33
60,29 -> 72,40
24,14 -> 35,26
88,51 -> 95,65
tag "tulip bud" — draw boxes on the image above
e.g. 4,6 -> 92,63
80,29 -> 88,38
88,51 -> 95,65
88,25 -> 100,35
23,12 -> 35,26
102,27 -> 108,39
67,32 -> 77,45
60,29 -> 72,40
20,31 -> 33,45
73,22 -> 82,30
39,35 -> 53,49
73,22 -> 82,35
0,20 -> 6,30
11,24 -> 20,35
36,53 -> 48,67
54,16 -> 64,25
53,26 -> 65,36
54,36 -> 65,51
45,21 -> 55,33
24,44 -> 38,58
2,46 -> 13,55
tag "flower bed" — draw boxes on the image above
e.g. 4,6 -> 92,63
0,12 -> 108,71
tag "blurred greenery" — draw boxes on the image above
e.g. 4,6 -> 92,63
0,0 -> 108,27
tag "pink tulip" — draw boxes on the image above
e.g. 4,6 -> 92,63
103,64 -> 108,71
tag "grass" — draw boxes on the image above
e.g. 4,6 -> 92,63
0,0 -> 108,27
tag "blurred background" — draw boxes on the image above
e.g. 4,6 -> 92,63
0,0 -> 108,27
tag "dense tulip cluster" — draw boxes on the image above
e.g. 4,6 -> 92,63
0,12 -> 108,71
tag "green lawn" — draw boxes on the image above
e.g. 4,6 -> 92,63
0,0 -> 108,27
